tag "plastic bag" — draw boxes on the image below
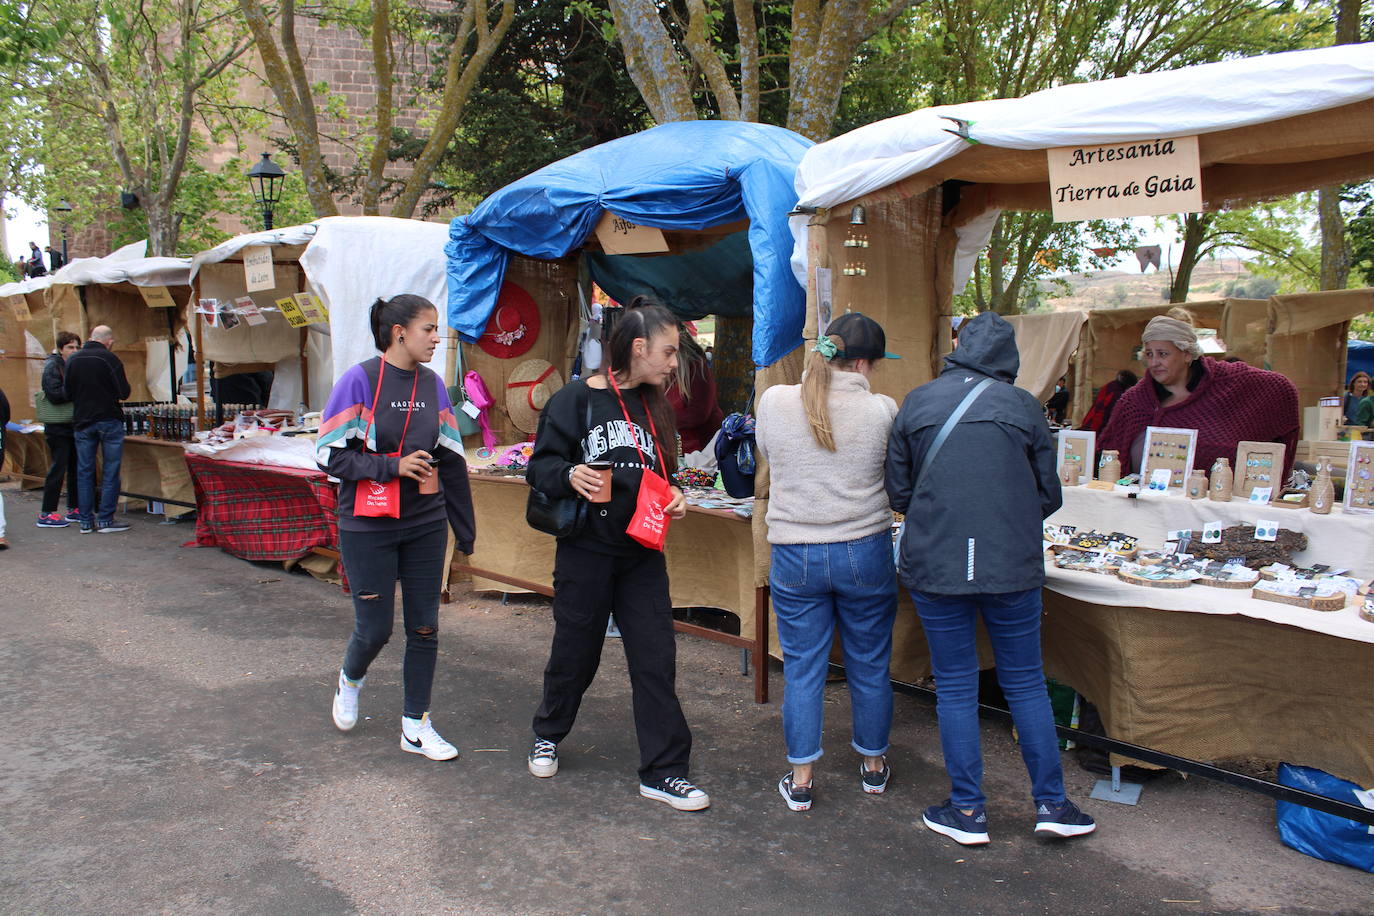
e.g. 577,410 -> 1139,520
1275,763 -> 1374,873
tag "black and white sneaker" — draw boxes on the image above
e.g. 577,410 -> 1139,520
399,713 -> 458,760
778,772 -> 813,811
97,521 -> 131,533
1034,799 -> 1097,838
861,757 -> 890,795
640,776 -> 710,811
528,738 -> 559,777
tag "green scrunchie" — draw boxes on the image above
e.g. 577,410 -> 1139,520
813,336 -> 839,360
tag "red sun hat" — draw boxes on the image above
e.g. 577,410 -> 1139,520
477,280 -> 541,359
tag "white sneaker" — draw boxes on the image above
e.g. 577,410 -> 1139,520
332,669 -> 363,731
400,713 -> 459,760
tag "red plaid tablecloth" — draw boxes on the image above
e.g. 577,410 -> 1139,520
184,454 -> 340,562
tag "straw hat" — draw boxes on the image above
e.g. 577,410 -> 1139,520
477,280 -> 541,359
505,358 -> 564,434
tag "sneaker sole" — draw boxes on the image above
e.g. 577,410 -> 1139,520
922,814 -> 990,846
331,695 -> 357,732
640,785 -> 710,811
97,528 -> 130,534
778,779 -> 812,812
1034,821 -> 1097,838
36,521 -> 69,528
528,758 -> 558,777
400,739 -> 458,761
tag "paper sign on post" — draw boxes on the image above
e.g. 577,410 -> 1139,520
140,285 -> 178,309
276,295 -> 308,328
197,297 -> 219,327
243,245 -> 275,292
593,211 -> 669,255
815,267 -> 833,337
1046,135 -> 1202,222
233,296 -> 267,326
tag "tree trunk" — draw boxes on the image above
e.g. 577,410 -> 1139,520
1169,212 -> 1212,303
1317,0 -> 1362,290
713,314 -> 755,415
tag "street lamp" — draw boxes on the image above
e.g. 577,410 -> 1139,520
246,152 -> 287,230
53,199 -> 73,263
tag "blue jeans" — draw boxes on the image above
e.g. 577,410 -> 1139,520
911,587 -> 1066,810
75,419 -> 125,526
770,531 -> 897,765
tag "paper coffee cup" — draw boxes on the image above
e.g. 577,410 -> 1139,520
587,461 -> 613,503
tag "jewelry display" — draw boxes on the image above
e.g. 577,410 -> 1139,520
1342,441 -> 1374,515
1234,441 -> 1286,500
1140,426 -> 1197,491
1056,430 -> 1095,487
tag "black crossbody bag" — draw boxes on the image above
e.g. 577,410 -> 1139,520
526,384 -> 593,538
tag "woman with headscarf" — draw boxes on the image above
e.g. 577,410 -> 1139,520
1099,309 -> 1300,480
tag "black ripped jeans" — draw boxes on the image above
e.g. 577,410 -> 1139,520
339,519 -> 448,719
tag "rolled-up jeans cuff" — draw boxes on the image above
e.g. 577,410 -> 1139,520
851,740 -> 889,758
786,748 -> 823,766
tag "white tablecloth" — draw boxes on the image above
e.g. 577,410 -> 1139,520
1046,486 -> 1374,644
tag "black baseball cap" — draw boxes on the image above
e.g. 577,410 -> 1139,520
826,311 -> 900,360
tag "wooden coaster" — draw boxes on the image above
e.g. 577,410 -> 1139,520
1117,568 -> 1194,589
1251,586 -> 1346,612
1196,573 -> 1257,590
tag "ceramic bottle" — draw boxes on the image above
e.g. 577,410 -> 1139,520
1060,458 -> 1082,488
1098,450 -> 1121,484
1186,469 -> 1208,499
1209,457 -> 1233,502
1309,458 -> 1334,515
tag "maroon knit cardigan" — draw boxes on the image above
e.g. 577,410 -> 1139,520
1099,358 -> 1300,481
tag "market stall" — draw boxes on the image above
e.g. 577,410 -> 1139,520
790,44 -> 1374,780
446,121 -> 814,701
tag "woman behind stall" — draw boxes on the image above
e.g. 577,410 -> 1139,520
319,294 -> 476,761
756,312 -> 899,812
1344,371 -> 1370,427
1099,309 -> 1299,480
524,301 -> 709,812
665,327 -> 724,456
36,332 -> 82,527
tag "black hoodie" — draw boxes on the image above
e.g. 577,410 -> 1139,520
886,311 -> 1060,594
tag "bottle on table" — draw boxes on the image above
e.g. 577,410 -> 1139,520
1098,450 -> 1121,484
1186,468 -> 1208,499
1209,457 -> 1233,502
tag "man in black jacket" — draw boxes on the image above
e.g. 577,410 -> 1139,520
886,311 -> 1094,846
0,383 -> 10,548
36,331 -> 82,527
65,326 -> 132,533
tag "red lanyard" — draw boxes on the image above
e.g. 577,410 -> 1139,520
363,358 -> 420,458
606,372 -> 666,477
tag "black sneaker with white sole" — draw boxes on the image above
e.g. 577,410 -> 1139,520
639,776 -> 710,811
861,757 -> 890,794
528,738 -> 559,777
1034,799 -> 1097,838
778,772 -> 813,811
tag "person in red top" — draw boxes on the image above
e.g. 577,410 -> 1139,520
1079,369 -> 1137,432
664,327 -> 724,456
1099,310 -> 1300,481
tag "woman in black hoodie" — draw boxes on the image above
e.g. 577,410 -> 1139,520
887,311 -> 1094,846
36,332 -> 82,527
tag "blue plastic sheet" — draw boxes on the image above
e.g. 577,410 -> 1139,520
1276,763 -> 1374,873
446,121 -> 812,367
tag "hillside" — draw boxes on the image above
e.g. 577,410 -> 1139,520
1042,257 -> 1268,311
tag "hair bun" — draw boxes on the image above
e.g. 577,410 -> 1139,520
1165,306 -> 1195,326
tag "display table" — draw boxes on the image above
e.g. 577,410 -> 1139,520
2,429 -> 196,518
1041,485 -> 1374,786
184,454 -> 339,564
454,473 -> 770,702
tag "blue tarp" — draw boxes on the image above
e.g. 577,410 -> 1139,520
446,121 -> 813,367
1348,339 -> 1374,382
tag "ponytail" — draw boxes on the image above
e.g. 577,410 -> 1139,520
369,294 -> 435,351
801,334 -> 860,452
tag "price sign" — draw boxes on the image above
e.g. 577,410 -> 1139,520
139,286 -> 178,309
243,245 -> 276,292
276,295 -> 309,328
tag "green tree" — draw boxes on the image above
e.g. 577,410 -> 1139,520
1160,199 -> 1319,300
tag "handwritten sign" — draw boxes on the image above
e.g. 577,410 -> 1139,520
594,211 -> 669,255
243,245 -> 275,292
276,295 -> 309,328
139,285 -> 178,309
1047,135 -> 1202,221
233,296 -> 267,326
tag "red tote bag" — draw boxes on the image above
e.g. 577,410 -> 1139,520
607,373 -> 675,551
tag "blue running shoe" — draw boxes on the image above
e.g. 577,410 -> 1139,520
922,800 -> 989,846
1034,799 -> 1096,838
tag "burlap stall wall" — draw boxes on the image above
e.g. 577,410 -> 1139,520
1220,297 -> 1270,368
195,262 -> 306,368
1267,288 -> 1374,407
50,281 -> 191,402
458,255 -> 579,446
0,297 -> 30,413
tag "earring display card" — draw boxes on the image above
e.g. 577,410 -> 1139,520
1056,430 -> 1096,485
1343,440 -> 1374,515
1140,426 -> 1197,490
1234,441 -> 1285,500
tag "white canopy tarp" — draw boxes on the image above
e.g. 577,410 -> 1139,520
48,239 -> 192,288
299,216 -> 453,385
791,43 -> 1374,289
189,223 -> 318,277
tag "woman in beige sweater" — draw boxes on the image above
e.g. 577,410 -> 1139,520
756,312 -> 899,812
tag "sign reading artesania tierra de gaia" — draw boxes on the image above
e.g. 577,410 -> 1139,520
1046,135 -> 1203,221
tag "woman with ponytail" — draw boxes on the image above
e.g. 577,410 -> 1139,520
317,294 -> 476,761
755,312 -> 899,812
524,298 -> 710,812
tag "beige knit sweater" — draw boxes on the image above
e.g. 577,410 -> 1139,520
756,369 -> 897,545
